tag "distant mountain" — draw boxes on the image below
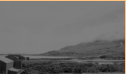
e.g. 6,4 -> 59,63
40,39 -> 125,59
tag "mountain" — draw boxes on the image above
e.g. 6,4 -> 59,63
40,39 -> 125,59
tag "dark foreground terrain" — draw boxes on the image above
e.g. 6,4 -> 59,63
21,39 -> 125,74
21,60 -> 125,74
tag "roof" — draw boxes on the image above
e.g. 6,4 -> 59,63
0,56 -> 13,63
9,68 -> 22,72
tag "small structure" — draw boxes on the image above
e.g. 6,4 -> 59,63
8,68 -> 23,74
6,54 -> 24,69
0,57 -> 13,74
13,60 -> 22,69
26,57 -> 29,60
0,55 -> 23,74
6,54 -> 25,60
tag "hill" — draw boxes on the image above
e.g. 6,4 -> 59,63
40,39 -> 125,59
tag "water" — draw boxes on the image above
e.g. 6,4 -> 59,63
24,55 -> 71,59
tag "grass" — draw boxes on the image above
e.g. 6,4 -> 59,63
82,73 -> 125,74
60,73 -> 125,74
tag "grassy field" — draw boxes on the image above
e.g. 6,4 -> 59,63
22,59 -> 125,65
22,60 -> 125,74
82,73 -> 125,74
60,73 -> 125,74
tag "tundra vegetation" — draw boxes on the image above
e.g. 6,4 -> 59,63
21,61 -> 124,74
21,40 -> 125,74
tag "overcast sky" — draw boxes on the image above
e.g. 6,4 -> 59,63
0,1 -> 125,54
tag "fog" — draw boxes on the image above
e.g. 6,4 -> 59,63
0,2 -> 124,54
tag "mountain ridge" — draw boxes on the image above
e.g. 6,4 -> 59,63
40,39 -> 125,59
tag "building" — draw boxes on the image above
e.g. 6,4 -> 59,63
0,56 -> 23,74
6,54 -> 25,69
6,54 -> 25,60
0,57 -> 13,74
8,68 -> 23,74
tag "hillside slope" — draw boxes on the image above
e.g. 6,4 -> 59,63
41,39 -> 125,59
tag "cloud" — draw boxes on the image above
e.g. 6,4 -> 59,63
0,2 -> 124,54
80,18 -> 125,42
53,20 -> 123,46
40,17 -> 124,51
